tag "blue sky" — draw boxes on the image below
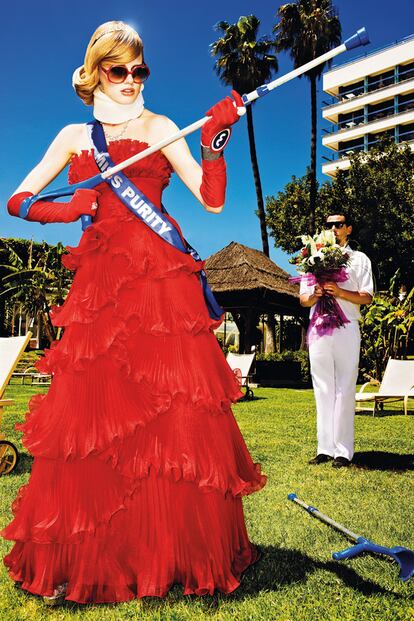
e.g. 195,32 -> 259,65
1,0 -> 413,273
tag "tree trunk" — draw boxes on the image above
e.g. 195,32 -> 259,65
246,105 -> 269,257
309,73 -> 317,235
278,314 -> 284,353
265,313 -> 277,353
41,309 -> 56,345
233,309 -> 261,354
300,325 -> 307,350
18,304 -> 23,336
36,312 -> 41,349
28,239 -> 33,269
11,304 -> 16,336
232,312 -> 245,354
0,295 -> 5,336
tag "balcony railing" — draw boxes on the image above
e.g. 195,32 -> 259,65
329,32 -> 414,71
322,96 -> 414,134
322,130 -> 414,163
323,66 -> 414,107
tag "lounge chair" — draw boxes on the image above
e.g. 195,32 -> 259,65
226,346 -> 256,401
0,332 -> 32,474
355,359 -> 414,416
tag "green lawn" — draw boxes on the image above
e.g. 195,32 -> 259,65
1,385 -> 413,621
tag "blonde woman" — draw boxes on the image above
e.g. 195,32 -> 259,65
2,21 -> 266,605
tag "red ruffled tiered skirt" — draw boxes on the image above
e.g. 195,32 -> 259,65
2,193 -> 266,603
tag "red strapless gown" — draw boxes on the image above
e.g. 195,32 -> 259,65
1,140 -> 267,603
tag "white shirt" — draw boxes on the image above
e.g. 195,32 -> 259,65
299,245 -> 374,321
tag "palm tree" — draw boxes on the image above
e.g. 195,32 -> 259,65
274,0 -> 341,234
211,15 -> 278,257
0,239 -> 72,344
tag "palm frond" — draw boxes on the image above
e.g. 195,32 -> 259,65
273,0 -> 342,77
210,14 -> 278,94
0,239 -> 23,268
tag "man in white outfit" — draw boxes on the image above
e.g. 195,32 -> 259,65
300,213 -> 374,468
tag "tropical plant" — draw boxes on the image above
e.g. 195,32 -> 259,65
265,141 -> 414,288
321,139 -> 414,288
273,0 -> 341,234
211,14 -> 278,257
0,238 -> 72,344
359,271 -> 414,381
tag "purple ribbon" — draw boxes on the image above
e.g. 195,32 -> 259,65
290,268 -> 350,344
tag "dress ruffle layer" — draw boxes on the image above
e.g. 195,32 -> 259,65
4,471 -> 260,603
2,142 -> 266,602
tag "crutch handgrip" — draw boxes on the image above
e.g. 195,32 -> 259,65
344,27 -> 370,51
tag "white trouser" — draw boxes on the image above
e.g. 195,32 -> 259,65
309,321 -> 360,460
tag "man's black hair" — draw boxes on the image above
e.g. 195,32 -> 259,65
326,210 -> 353,227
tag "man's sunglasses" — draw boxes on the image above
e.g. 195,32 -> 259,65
100,63 -> 150,84
325,221 -> 347,229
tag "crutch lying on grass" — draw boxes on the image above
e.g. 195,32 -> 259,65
288,493 -> 414,582
18,28 -> 370,231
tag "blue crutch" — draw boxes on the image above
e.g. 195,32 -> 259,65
288,493 -> 414,581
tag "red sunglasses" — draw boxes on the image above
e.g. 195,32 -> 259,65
100,63 -> 150,84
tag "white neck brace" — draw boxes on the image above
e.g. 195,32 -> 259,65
92,86 -> 145,124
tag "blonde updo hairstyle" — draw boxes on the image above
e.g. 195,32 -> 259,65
73,21 -> 144,105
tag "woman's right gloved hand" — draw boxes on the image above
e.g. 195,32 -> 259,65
201,90 -> 244,153
199,90 -> 244,209
7,188 -> 100,223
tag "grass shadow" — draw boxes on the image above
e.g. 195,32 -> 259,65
352,451 -> 414,471
62,545 -> 397,613
7,451 -> 34,477
237,395 -> 267,403
14,543 -> 407,614
225,546 -> 398,601
356,408 -> 413,417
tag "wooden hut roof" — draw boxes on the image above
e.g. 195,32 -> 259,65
204,241 -> 299,298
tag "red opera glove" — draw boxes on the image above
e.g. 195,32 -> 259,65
200,157 -> 227,208
200,90 -> 244,208
201,89 -> 244,152
7,189 -> 100,224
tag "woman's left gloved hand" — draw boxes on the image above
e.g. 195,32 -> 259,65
7,188 -> 100,224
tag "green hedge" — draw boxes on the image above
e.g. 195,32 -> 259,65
256,350 -> 310,383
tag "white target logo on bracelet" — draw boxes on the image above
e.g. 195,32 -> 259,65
211,128 -> 232,152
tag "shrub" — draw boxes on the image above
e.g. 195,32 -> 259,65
256,349 -> 310,383
360,272 -> 413,381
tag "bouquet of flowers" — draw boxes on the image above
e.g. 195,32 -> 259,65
290,229 -> 351,342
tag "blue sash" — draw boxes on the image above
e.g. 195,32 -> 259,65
87,120 -> 224,321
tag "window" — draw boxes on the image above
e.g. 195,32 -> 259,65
367,70 -> 395,93
338,138 -> 364,157
398,92 -> 414,113
367,130 -> 394,150
338,109 -> 364,129
367,99 -> 394,122
338,80 -> 364,100
399,61 -> 414,82
399,122 -> 414,142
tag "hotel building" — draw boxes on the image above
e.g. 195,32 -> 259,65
322,34 -> 414,177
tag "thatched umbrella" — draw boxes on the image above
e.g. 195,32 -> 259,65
205,241 -> 302,353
